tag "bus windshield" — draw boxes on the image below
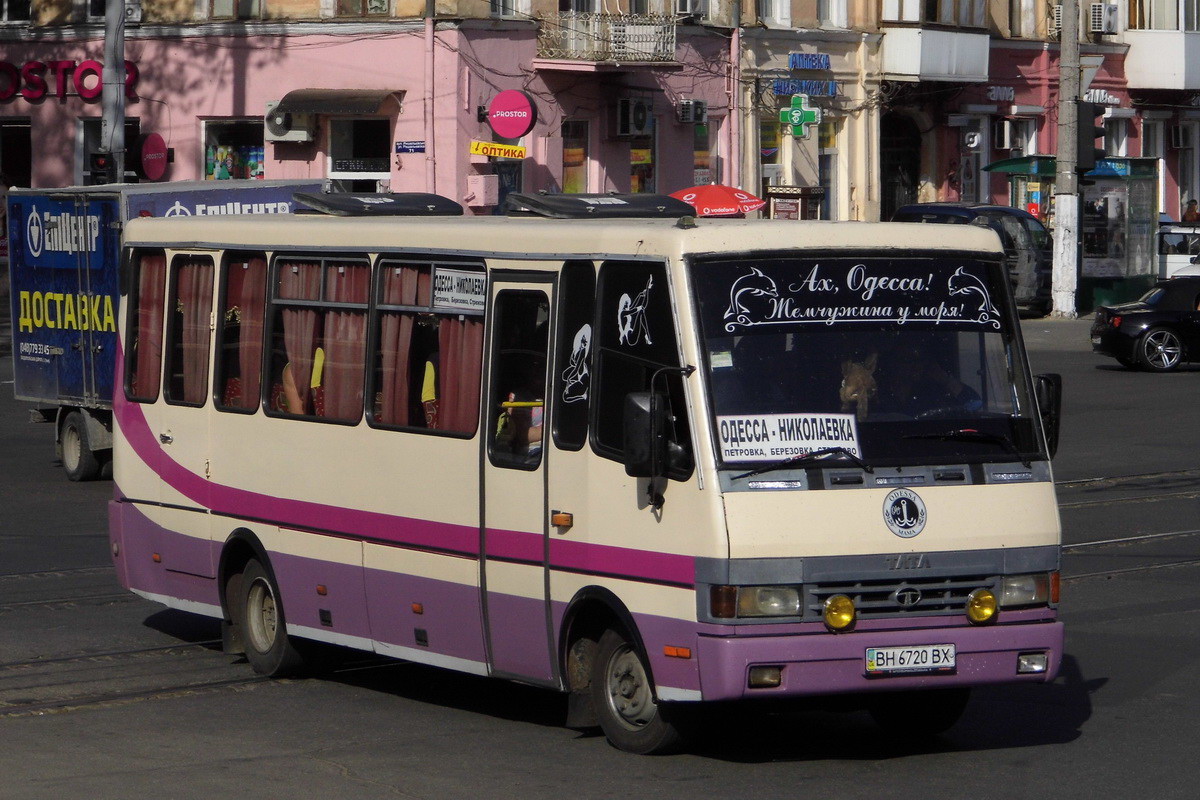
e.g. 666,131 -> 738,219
689,253 -> 1043,468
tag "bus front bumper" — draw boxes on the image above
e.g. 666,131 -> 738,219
695,620 -> 1063,701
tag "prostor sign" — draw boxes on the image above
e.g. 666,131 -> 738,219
0,59 -> 140,102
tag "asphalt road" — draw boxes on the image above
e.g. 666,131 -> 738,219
1,317 -> 1199,799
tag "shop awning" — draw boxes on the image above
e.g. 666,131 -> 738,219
983,156 -> 1058,175
272,89 -> 403,115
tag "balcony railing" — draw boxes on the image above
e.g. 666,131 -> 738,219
537,13 -> 677,63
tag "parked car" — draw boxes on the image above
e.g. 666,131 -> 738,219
1090,276 -> 1200,371
892,203 -> 1052,315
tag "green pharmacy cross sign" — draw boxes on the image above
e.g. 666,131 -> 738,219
780,94 -> 821,139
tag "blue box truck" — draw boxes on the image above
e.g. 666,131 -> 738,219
5,180 -> 324,480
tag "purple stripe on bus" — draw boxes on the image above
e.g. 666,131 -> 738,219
112,349 -> 697,588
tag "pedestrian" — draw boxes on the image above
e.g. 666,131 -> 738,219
1184,200 -> 1200,223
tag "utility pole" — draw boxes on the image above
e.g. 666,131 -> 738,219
101,1 -> 127,183
1052,0 -> 1081,318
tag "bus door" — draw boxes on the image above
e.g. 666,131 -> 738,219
152,252 -> 217,579
481,279 -> 555,682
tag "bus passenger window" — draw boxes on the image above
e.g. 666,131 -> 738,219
216,254 -> 268,412
125,250 -> 167,403
488,290 -> 549,469
553,260 -> 595,451
370,260 -> 484,436
267,257 -> 368,422
164,255 -> 215,407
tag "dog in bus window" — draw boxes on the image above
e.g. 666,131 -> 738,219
839,353 -> 878,421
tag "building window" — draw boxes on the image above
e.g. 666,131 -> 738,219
1128,0 -> 1192,30
86,0 -> 104,20
337,0 -> 388,16
1142,120 -> 1166,214
757,0 -> 791,26
211,0 -> 262,19
2,0 -> 30,21
885,0 -> 983,25
819,0 -> 848,27
693,122 -> 712,185
562,120 -> 589,194
1009,0 -> 1035,36
1105,118 -> 1129,157
204,121 -> 265,180
496,0 -> 532,16
818,119 -> 841,220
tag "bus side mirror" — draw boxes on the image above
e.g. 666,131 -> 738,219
1034,373 -> 1062,459
622,392 -> 691,479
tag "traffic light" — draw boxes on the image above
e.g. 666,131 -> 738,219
88,151 -> 119,185
1076,101 -> 1107,174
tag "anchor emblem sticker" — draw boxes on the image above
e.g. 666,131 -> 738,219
883,489 -> 927,539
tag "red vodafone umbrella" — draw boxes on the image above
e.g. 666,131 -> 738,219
670,184 -> 766,217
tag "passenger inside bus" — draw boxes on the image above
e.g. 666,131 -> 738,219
876,342 -> 981,418
495,358 -> 544,461
279,345 -> 326,416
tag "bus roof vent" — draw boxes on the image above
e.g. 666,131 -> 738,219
293,192 -> 464,217
504,192 -> 695,219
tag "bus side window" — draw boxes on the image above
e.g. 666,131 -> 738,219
592,260 -> 693,480
370,260 -> 484,435
215,253 -> 268,413
125,249 -> 167,403
553,260 -> 595,451
267,256 -> 369,423
164,255 -> 215,407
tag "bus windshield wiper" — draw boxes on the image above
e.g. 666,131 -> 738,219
732,447 -> 873,480
903,428 -> 1031,468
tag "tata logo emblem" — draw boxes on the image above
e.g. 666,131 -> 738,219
883,488 -> 927,538
892,587 -> 922,607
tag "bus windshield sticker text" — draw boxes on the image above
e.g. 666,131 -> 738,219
17,291 -> 117,333
432,268 -> 486,312
716,412 -> 861,462
720,262 -> 1000,333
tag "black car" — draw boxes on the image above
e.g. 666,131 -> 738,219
1091,277 -> 1200,371
892,203 -> 1052,315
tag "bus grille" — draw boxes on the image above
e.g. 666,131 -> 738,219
806,575 -> 996,619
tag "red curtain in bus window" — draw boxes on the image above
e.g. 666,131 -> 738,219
177,257 -> 214,404
438,316 -> 484,433
277,261 -> 322,414
236,257 -> 267,409
322,263 -> 369,420
131,252 -> 167,401
377,265 -> 431,426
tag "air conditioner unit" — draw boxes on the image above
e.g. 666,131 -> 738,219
1051,4 -> 1063,34
993,119 -> 1016,151
124,0 -> 142,24
264,101 -> 315,143
616,98 -> 653,137
1090,3 -> 1119,34
678,99 -> 708,124
1170,125 -> 1191,150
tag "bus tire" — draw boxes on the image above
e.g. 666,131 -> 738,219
868,687 -> 970,738
239,559 -> 305,677
590,628 -> 685,755
62,411 -> 100,482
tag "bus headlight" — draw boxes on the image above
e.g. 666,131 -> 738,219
737,586 -> 802,617
999,573 -> 1053,607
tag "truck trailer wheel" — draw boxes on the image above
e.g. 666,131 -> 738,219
61,411 -> 101,482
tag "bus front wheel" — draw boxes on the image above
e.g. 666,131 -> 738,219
590,628 -> 686,755
239,559 -> 304,677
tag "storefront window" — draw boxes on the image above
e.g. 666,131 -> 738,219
693,123 -> 712,185
817,119 -> 840,220
760,119 -> 780,166
630,118 -> 656,193
328,118 -> 391,192
205,121 -> 265,180
562,120 -> 588,194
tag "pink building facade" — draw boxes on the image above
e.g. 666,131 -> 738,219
0,24 -> 732,213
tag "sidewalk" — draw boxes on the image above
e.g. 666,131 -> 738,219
1020,314 -> 1095,353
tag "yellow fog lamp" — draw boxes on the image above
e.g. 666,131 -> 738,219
823,594 -> 856,631
966,588 -> 998,624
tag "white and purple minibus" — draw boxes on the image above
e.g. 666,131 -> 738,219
109,192 -> 1063,753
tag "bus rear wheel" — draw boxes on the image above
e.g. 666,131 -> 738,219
239,559 -> 304,677
590,628 -> 685,755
